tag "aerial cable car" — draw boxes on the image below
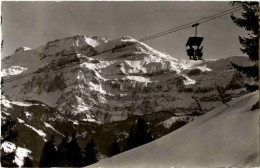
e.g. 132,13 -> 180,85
186,23 -> 204,60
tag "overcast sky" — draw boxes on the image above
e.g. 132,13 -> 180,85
2,1 -> 247,60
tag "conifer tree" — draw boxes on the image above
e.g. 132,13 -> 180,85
84,138 -> 98,166
124,118 -> 153,151
57,132 -> 70,166
135,118 -> 153,147
124,126 -> 136,151
230,2 -> 259,110
23,156 -> 33,167
39,135 -> 58,167
108,140 -> 121,157
68,133 -> 82,167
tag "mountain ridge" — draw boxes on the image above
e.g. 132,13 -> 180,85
2,35 -> 252,123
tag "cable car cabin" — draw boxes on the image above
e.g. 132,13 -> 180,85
186,37 -> 204,60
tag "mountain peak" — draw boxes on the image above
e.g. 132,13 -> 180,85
14,47 -> 32,53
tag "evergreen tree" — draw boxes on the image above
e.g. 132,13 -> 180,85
108,140 -> 121,157
57,132 -> 70,166
39,135 -> 58,167
227,71 -> 245,90
84,138 -> 98,166
230,2 -> 259,110
245,83 -> 259,92
124,118 -> 153,151
68,133 -> 82,167
135,118 -> 153,146
23,156 -> 33,167
124,126 -> 136,151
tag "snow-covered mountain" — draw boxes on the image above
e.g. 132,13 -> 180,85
1,35 -> 251,123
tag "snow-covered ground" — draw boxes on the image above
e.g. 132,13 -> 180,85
1,141 -> 31,167
44,122 -> 63,136
92,92 -> 259,168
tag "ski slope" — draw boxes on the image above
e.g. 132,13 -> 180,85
92,92 -> 259,168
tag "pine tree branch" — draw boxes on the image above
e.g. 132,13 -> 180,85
231,62 -> 259,81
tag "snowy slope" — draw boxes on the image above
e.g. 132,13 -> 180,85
1,141 -> 32,167
93,92 -> 259,168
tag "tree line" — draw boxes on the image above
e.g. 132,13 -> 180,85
1,117 -> 154,167
39,133 -> 98,167
39,118 -> 153,167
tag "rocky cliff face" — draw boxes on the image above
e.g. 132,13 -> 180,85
2,35 -> 251,123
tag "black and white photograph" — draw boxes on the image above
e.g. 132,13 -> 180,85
1,1 -> 259,167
